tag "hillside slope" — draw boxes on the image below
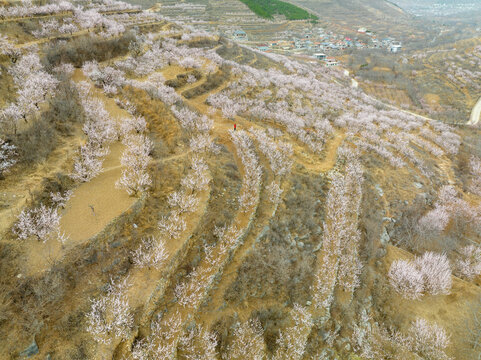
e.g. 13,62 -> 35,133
1,1 -> 481,359
285,0 -> 420,37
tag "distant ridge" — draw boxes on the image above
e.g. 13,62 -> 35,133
281,0 -> 417,36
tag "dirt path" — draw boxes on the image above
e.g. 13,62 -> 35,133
118,66 -> 263,357
18,72 -> 137,276
133,184 -> 211,330
196,181 -> 276,325
0,133 -> 82,250
15,19 -> 169,49
141,152 -> 257,358
15,29 -> 91,48
179,64 -> 347,330
468,97 -> 481,126
0,11 -> 71,24
58,142 -> 134,244
0,9 -> 140,24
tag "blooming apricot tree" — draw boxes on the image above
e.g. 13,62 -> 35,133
0,139 -> 17,178
13,204 -> 61,242
116,134 -> 153,196
389,252 -> 452,299
86,278 -> 133,345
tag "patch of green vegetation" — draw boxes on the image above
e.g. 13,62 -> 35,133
239,0 -> 318,20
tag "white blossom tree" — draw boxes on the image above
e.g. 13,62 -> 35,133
230,130 -> 262,211
8,53 -> 43,83
225,319 -> 266,360
470,156 -> 481,196
178,325 -> 217,360
131,310 -> 183,359
406,318 -> 451,360
266,181 -> 283,204
116,134 -> 153,196
388,259 -> 424,300
415,252 -> 452,296
181,156 -> 210,192
158,212 -> 187,240
0,139 -> 17,178
0,103 -> 24,134
131,236 -> 168,269
455,245 -> 481,280
50,190 -> 73,209
272,304 -> 312,360
13,204 -> 61,242
86,277 -> 133,345
71,143 -> 105,182
167,191 -> 199,214
118,116 -> 147,139
389,252 -> 452,298
0,35 -> 21,63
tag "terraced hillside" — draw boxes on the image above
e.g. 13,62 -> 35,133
350,36 -> 481,123
142,0 -> 260,24
1,1 -> 481,359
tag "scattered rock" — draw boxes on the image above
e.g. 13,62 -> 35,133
413,182 -> 423,189
110,240 -> 122,248
306,300 -> 312,306
186,320 -> 196,331
255,226 -> 269,244
84,251 -> 98,265
336,337 -> 349,349
192,254 -> 201,267
380,227 -> 390,245
297,241 -> 304,249
19,339 -> 38,358
376,248 -> 387,259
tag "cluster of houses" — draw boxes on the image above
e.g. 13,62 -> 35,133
357,27 -> 402,52
224,25 -> 404,67
230,25 -> 402,61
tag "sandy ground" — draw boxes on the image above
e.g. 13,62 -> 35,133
3,33 -> 478,358
59,142 -> 135,244
58,71 -> 138,242
21,70 -> 140,276
385,245 -> 481,359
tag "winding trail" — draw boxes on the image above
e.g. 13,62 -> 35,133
19,70 -> 136,276
58,70 -> 136,244
468,97 -> 481,126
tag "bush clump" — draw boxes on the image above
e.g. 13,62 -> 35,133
43,31 -> 136,68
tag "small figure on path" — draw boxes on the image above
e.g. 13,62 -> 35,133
234,123 -> 237,131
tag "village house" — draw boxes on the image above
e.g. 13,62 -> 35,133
324,57 -> 339,67
233,30 -> 247,41
314,53 -> 327,60
390,42 -> 402,53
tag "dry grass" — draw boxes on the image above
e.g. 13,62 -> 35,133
1,12 -> 481,359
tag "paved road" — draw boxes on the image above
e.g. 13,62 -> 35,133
468,97 -> 481,126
